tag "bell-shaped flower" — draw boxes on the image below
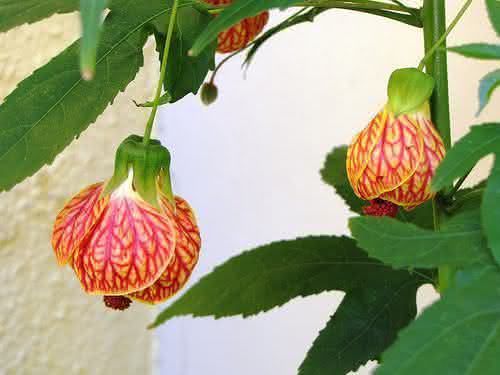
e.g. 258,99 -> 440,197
346,68 -> 446,210
52,136 -> 201,309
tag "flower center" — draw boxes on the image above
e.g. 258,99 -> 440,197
103,295 -> 132,310
362,199 -> 399,217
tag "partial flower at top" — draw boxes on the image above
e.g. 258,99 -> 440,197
204,0 -> 269,53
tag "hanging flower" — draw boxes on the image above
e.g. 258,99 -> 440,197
205,0 -> 269,53
346,68 -> 446,210
52,136 -> 201,309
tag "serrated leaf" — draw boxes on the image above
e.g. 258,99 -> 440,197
478,69 -> 500,114
150,236 -> 408,328
349,209 -> 492,269
320,146 -> 365,214
0,0 -> 79,33
299,275 -> 422,375
155,8 -> 216,103
190,0 -> 300,56
482,155 -> 500,266
377,267 -> 500,375
0,0 -> 182,191
449,43 -> 500,60
432,123 -> 500,192
79,0 -> 107,80
486,0 -> 500,36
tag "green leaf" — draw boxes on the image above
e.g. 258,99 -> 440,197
376,267 -> 500,375
0,1 -> 182,191
432,123 -> 500,192
320,146 -> 364,214
486,0 -> 500,36
150,236 -> 409,328
0,0 -> 79,33
299,275 -> 422,375
482,155 -> 500,266
155,8 -> 216,103
478,69 -> 500,114
190,0 -> 300,57
449,43 -> 500,60
79,0 -> 107,80
349,209 -> 492,269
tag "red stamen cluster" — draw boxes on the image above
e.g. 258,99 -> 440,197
103,295 -> 132,311
362,199 -> 399,217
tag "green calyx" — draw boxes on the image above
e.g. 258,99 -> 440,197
104,135 -> 174,208
387,68 -> 435,116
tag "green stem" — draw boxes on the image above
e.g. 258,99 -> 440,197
418,0 -> 472,70
422,0 -> 451,149
301,0 -> 408,12
422,0 -> 453,293
143,0 -> 179,145
446,168 -> 473,198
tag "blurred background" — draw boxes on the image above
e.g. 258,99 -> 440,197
0,1 -> 498,374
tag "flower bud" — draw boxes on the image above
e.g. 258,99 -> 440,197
346,69 -> 445,210
200,82 -> 218,105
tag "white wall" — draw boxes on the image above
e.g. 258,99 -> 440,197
156,2 -> 499,375
0,14 -> 157,375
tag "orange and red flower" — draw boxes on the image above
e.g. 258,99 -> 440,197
205,0 -> 269,53
346,69 -> 446,211
52,136 -> 201,309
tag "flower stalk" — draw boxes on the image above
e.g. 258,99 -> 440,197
143,0 -> 180,145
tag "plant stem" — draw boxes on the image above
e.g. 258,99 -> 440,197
143,0 -> 179,145
418,0 -> 472,70
446,168 -> 473,198
422,0 -> 453,293
422,0 -> 451,149
301,0 -> 408,12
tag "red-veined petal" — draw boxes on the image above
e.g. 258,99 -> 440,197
381,115 -> 445,209
72,182 -> 176,295
130,196 -> 201,304
349,108 -> 424,201
51,183 -> 108,265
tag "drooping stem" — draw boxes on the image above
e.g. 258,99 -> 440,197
143,0 -> 179,145
418,0 -> 472,70
422,0 -> 453,293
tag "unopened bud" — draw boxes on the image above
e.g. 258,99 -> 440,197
200,82 -> 218,106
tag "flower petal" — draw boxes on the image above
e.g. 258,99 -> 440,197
51,183 -> 108,265
72,189 -> 176,295
217,12 -> 269,53
381,117 -> 446,209
130,196 -> 201,304
347,109 -> 387,196
350,109 -> 424,200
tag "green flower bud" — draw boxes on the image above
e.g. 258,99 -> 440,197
200,82 -> 218,106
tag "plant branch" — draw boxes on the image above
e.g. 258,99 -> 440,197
423,0 -> 453,293
418,0 -> 473,70
143,0 -> 179,145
